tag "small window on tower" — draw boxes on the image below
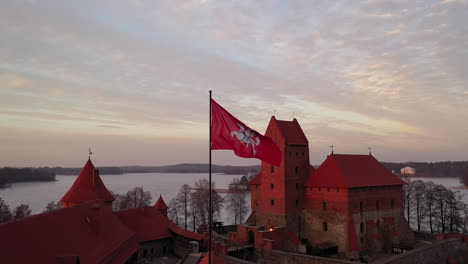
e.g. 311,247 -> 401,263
271,200 -> 275,206
323,222 -> 328,231
360,202 -> 363,213
295,183 -> 299,190
322,202 -> 327,211
376,200 -> 380,210
271,166 -> 274,174
296,200 -> 299,208
270,184 -> 274,189
391,200 -> 395,208
296,152 -> 298,156
295,167 -> 299,174
360,222 -> 364,233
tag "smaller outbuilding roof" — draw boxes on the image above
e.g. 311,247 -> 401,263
117,206 -> 172,243
305,154 -> 405,188
154,195 -> 168,210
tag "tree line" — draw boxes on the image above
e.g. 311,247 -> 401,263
383,161 -> 468,178
404,179 -> 468,233
0,168 -> 55,187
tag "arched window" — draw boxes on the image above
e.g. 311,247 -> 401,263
323,222 -> 328,231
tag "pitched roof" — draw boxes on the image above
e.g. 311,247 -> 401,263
305,154 -> 406,188
168,220 -> 207,241
0,201 -> 139,264
154,195 -> 168,210
60,159 -> 115,204
116,206 -> 172,243
271,117 -> 308,145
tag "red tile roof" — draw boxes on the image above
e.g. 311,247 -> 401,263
305,154 -> 406,188
154,195 -> 168,210
168,220 -> 207,241
61,159 -> 115,204
272,117 -> 308,145
116,206 -> 172,243
0,201 -> 139,264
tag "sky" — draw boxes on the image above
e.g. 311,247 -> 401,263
0,0 -> 467,167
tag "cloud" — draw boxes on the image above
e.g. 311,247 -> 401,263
0,0 -> 467,166
386,29 -> 401,35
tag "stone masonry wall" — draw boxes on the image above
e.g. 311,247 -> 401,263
373,238 -> 463,264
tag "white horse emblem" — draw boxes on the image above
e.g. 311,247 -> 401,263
231,123 -> 261,155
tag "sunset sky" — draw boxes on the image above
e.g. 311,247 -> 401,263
1,0 -> 467,167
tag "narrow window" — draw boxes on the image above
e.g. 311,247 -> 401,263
295,167 -> 299,174
295,183 -> 299,190
143,249 -> 147,258
327,188 -> 330,192
360,223 -> 364,233
360,237 -> 364,244
296,152 -> 298,156
322,202 -> 327,211
391,200 -> 395,209
323,222 -> 328,231
271,166 -> 274,174
360,202 -> 363,213
376,200 -> 380,210
270,183 -> 274,189
289,152 -> 292,157
296,200 -> 299,208
271,200 -> 275,206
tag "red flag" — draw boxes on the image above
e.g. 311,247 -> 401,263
211,99 -> 281,166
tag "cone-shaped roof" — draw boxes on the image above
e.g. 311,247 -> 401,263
154,195 -> 168,210
60,159 -> 115,203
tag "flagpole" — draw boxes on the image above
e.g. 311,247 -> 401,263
208,90 -> 212,264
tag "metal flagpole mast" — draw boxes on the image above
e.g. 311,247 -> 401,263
208,90 -> 212,264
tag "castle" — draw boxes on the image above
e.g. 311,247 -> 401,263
225,116 -> 414,259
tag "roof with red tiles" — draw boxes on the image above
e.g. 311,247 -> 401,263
168,220 -> 207,241
305,154 -> 406,188
116,206 -> 172,243
60,159 -> 115,204
154,195 -> 168,210
270,117 -> 308,145
0,201 -> 139,264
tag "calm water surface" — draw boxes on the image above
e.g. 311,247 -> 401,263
0,173 -> 248,224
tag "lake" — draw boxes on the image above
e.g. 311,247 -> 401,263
0,172 -> 249,224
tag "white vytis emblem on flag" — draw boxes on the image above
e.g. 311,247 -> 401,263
231,122 -> 261,155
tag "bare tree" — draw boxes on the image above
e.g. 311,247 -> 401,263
403,180 -> 413,226
191,178 -> 224,226
13,204 -> 32,220
43,201 -> 62,212
112,187 -> 152,211
168,198 -> 180,225
411,181 -> 426,231
0,197 -> 12,223
423,182 -> 436,233
174,184 -> 192,229
226,177 -> 249,224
